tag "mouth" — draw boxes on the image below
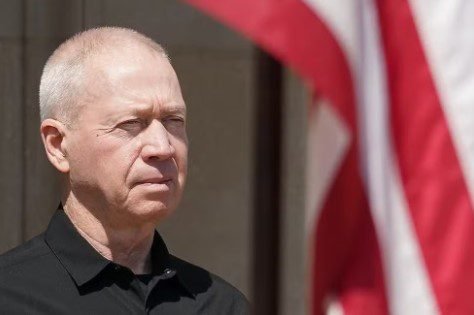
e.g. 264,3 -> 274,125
133,177 -> 174,188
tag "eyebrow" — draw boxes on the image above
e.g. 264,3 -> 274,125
102,103 -> 186,125
161,104 -> 186,116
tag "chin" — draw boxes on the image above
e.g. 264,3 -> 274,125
128,201 -> 175,224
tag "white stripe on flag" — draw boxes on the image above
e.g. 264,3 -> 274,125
356,1 -> 439,314
326,298 -> 344,315
408,0 -> 474,206
302,0 -> 360,71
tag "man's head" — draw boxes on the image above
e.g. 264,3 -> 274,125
39,27 -> 188,228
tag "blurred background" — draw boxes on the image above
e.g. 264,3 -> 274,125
0,1 -> 308,314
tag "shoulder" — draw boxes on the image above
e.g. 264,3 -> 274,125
0,234 -> 50,272
0,234 -> 56,288
169,255 -> 250,314
0,234 -> 56,307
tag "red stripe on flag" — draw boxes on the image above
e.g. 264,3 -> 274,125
314,144 -> 388,315
376,0 -> 474,313
182,0 -> 389,313
182,0 -> 354,130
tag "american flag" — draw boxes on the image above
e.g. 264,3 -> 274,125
182,0 -> 474,314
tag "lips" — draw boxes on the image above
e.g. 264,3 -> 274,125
133,176 -> 173,187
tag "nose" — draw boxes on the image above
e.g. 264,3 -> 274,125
140,120 -> 175,161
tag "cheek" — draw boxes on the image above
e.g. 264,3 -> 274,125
68,136 -> 141,185
67,139 -> 101,181
96,140 -> 142,180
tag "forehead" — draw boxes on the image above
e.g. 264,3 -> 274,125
81,48 -> 185,117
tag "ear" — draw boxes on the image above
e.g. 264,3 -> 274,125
40,119 -> 70,173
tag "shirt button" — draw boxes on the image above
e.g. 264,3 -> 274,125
114,265 -> 121,271
163,268 -> 174,278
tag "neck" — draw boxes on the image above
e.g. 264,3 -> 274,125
63,195 -> 155,275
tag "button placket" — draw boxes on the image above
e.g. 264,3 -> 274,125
162,268 -> 175,279
144,268 -> 177,310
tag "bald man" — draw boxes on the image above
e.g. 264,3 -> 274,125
0,27 -> 248,314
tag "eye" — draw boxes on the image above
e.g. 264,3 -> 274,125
118,119 -> 147,133
162,116 -> 185,134
164,116 -> 185,125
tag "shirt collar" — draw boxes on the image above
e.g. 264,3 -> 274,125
44,205 -> 191,295
44,207 -> 110,287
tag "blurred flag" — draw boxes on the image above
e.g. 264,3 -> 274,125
182,0 -> 474,314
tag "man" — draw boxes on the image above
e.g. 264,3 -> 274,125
0,27 -> 249,314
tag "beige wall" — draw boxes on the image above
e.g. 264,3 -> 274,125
0,0 -> 307,313
0,0 -> 24,251
280,69 -> 309,315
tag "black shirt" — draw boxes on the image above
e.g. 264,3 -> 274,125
0,209 -> 249,314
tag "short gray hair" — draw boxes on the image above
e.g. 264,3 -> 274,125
39,27 -> 168,123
